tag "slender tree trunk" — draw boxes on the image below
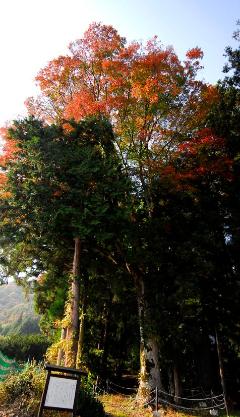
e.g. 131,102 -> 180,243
76,290 -> 86,368
100,300 -> 111,372
215,329 -> 229,417
197,334 -> 214,391
173,363 -> 182,404
57,327 -> 67,365
122,259 -> 162,401
66,237 -> 81,368
136,274 -> 162,400
168,366 -> 174,396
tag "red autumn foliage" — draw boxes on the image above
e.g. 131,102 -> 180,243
2,23 -> 226,202
25,22 -> 212,148
158,128 -> 233,191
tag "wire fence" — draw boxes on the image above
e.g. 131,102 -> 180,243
93,377 -> 227,415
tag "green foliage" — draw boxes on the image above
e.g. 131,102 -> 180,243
0,363 -> 105,417
1,25 -> 240,406
77,389 -> 105,417
0,362 -> 45,416
0,334 -> 50,362
3,116 -> 130,248
5,362 -> 43,400
205,32 -> 240,399
76,374 -> 105,417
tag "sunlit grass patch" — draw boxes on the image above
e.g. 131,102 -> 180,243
100,393 -> 153,417
100,393 -> 240,417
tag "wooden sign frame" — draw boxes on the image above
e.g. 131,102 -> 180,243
38,364 -> 87,417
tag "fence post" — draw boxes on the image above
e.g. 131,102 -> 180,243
215,329 -> 229,417
155,386 -> 158,411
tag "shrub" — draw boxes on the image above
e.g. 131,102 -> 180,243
0,362 -> 45,416
78,374 -> 105,417
77,389 -> 105,417
0,363 -> 105,417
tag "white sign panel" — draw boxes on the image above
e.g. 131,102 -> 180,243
44,376 -> 77,409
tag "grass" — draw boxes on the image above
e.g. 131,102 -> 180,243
0,390 -> 239,417
100,394 -> 240,417
100,394 -> 153,417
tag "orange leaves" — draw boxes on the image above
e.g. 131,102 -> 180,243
130,44 -> 183,105
0,171 -> 8,193
0,127 -> 18,167
62,122 -> 75,133
0,172 -> 7,185
0,170 -> 12,200
26,22 -> 207,130
118,42 -> 139,61
69,22 -> 126,60
202,84 -> 219,105
184,47 -> 204,81
0,190 -> 12,200
23,21 -> 220,185
186,47 -> 203,60
64,90 -> 109,121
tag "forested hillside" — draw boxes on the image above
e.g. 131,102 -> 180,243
0,283 -> 40,335
0,21 -> 239,415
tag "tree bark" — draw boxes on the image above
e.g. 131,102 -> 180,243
136,274 -> 162,400
57,327 -> 67,366
99,300 -> 111,372
76,289 -> 86,368
197,334 -> 214,391
215,329 -> 229,417
65,237 -> 81,368
117,257 -> 162,402
173,363 -> 182,404
168,366 -> 174,396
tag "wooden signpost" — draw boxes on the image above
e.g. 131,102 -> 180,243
38,364 -> 87,417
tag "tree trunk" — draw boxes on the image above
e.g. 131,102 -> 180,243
65,237 -> 81,368
197,334 -> 214,391
173,363 -> 182,404
168,366 -> 174,396
136,274 -> 162,400
98,300 -> 111,373
76,290 -> 86,368
122,259 -> 162,401
57,327 -> 67,366
215,329 -> 229,417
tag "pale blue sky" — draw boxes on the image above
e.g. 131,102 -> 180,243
0,0 -> 239,129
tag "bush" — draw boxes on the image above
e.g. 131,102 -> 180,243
0,362 -> 45,416
0,363 -> 105,417
78,375 -> 105,417
77,389 -> 105,417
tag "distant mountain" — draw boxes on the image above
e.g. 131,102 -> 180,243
0,283 -> 40,335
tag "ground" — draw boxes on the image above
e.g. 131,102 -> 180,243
0,394 -> 238,417
100,393 -> 153,417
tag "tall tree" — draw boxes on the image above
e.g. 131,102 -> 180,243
205,26 -> 240,401
24,22 -> 218,396
0,116 -> 131,367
